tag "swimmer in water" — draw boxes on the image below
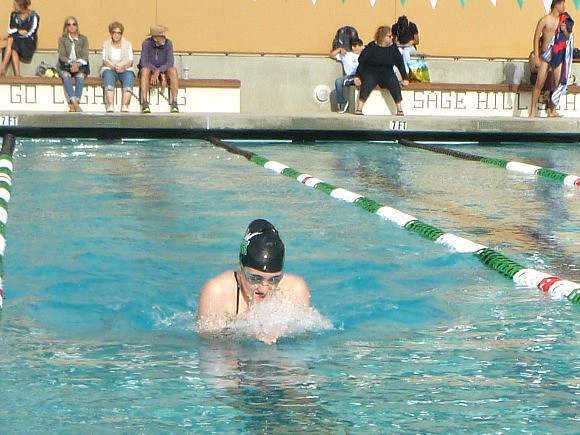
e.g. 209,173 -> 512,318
197,219 -> 310,344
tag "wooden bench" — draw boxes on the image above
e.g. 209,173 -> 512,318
0,76 -> 241,113
348,82 -> 580,117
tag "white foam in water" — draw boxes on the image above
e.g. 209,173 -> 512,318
156,300 -> 333,343
226,299 -> 334,343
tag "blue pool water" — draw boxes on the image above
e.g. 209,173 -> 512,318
0,138 -> 578,432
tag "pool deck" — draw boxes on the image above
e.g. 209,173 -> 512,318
1,111 -> 580,142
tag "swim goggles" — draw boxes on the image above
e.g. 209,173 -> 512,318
241,265 -> 284,286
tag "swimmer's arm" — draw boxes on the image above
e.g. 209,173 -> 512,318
196,278 -> 232,333
287,275 -> 311,307
532,18 -> 546,62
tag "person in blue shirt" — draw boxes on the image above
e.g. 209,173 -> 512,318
138,24 -> 180,113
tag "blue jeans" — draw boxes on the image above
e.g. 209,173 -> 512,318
59,70 -> 85,102
335,74 -> 355,105
102,69 -> 135,92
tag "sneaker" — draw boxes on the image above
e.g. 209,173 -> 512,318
106,105 -> 114,113
338,101 -> 349,114
121,105 -> 129,113
170,102 -> 180,113
141,102 -> 151,114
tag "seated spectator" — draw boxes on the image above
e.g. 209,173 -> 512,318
0,0 -> 39,76
330,38 -> 364,113
57,16 -> 89,112
353,26 -> 409,116
392,15 -> 419,75
138,24 -> 179,113
100,21 -> 136,113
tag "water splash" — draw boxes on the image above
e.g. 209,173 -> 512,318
226,299 -> 334,342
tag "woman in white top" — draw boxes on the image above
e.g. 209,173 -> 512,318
100,22 -> 136,112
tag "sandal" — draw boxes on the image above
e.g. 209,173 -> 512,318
355,110 -> 363,115
396,110 -> 404,116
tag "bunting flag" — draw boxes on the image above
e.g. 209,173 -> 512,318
327,0 -> 580,9
307,0 -> 580,10
543,0 -> 552,11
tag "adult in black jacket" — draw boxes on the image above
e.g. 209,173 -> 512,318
354,26 -> 409,116
0,0 -> 39,76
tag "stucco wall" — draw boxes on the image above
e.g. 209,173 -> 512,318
0,1 -> 575,59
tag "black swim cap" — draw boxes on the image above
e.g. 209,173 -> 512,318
239,219 -> 285,273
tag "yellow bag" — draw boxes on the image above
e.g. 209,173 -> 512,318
408,59 -> 430,83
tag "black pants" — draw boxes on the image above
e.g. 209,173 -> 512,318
359,70 -> 402,103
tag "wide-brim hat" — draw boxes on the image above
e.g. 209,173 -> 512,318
149,24 -> 167,37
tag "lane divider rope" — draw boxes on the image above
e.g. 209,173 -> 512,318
208,136 -> 580,305
398,139 -> 580,187
0,134 -> 16,309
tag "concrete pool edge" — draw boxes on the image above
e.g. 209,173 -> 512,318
1,112 -> 580,142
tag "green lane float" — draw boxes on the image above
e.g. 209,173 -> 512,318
398,139 -> 580,187
0,134 -> 16,309
208,136 -> 580,305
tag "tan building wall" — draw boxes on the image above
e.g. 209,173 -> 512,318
0,1 -> 574,59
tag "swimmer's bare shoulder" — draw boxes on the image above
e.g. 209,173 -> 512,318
197,270 -> 237,330
279,273 -> 311,307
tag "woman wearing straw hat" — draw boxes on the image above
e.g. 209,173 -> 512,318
137,24 -> 180,113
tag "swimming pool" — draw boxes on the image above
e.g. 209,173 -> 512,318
0,138 -> 578,432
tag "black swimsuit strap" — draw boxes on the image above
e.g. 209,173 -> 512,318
234,271 -> 241,315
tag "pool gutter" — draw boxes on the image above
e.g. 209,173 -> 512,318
1,112 -> 580,143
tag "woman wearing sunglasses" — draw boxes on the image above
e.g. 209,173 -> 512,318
0,0 -> 40,77
197,219 -> 310,344
100,21 -> 136,113
57,16 -> 90,112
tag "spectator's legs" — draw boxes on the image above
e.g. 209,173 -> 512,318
166,66 -> 179,104
74,73 -> 86,101
120,71 -> 135,108
11,50 -> 21,77
335,76 -> 347,105
381,72 -> 404,115
356,73 -> 379,113
140,67 -> 151,104
59,70 -> 77,111
0,37 -> 14,75
336,75 -> 355,112
103,69 -> 117,109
